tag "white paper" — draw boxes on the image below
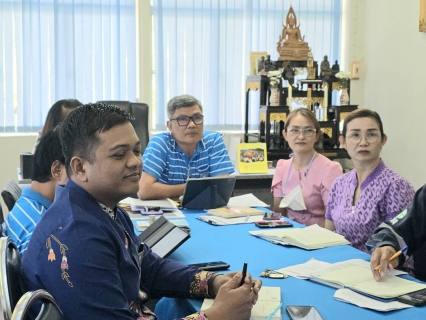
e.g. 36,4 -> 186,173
129,198 -> 178,210
277,258 -> 332,279
227,193 -> 269,207
197,214 -> 264,226
314,259 -> 407,277
127,210 -> 185,220
334,288 -> 412,312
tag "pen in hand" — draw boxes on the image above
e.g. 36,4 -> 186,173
374,246 -> 408,271
240,262 -> 248,286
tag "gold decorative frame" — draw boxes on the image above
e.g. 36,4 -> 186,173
250,52 -> 268,75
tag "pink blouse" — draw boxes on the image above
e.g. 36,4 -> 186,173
271,154 -> 343,227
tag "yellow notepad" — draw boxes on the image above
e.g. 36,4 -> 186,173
207,206 -> 264,218
237,143 -> 268,173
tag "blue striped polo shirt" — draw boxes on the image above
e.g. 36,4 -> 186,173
142,131 -> 234,184
3,188 -> 52,254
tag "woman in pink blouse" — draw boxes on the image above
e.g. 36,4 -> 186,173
271,108 -> 343,227
325,109 -> 415,253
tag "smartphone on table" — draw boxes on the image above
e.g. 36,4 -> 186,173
286,306 -> 324,320
397,288 -> 426,306
255,220 -> 293,228
187,261 -> 230,271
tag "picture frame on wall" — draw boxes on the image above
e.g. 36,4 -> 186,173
249,51 -> 268,75
350,61 -> 360,79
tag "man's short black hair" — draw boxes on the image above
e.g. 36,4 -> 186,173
59,103 -> 134,176
31,129 -> 65,183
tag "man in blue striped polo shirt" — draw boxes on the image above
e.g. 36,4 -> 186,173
3,130 -> 67,254
138,95 -> 234,200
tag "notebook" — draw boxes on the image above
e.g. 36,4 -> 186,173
312,265 -> 426,299
249,224 -> 350,250
207,206 -> 264,218
201,286 -> 281,320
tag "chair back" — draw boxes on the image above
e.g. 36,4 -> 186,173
1,180 -> 22,212
0,204 -> 4,227
11,289 -> 65,320
0,237 -> 23,320
97,101 -> 150,153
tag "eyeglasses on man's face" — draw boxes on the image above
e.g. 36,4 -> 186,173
286,127 -> 317,138
346,131 -> 380,144
170,114 -> 204,126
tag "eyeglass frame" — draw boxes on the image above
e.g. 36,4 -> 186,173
344,130 -> 381,144
169,114 -> 204,126
286,127 -> 318,137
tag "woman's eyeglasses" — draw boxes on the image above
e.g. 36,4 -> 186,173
346,132 -> 380,144
286,128 -> 317,138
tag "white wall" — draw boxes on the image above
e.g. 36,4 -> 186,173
350,0 -> 426,189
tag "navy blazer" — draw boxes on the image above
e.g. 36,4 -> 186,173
20,179 -> 199,320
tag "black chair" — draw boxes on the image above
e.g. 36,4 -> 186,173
0,237 -> 23,320
1,180 -> 22,212
11,289 -> 64,320
97,101 -> 150,154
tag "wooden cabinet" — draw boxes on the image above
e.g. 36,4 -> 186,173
244,75 -> 357,161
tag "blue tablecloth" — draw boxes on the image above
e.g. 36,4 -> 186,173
137,209 -> 426,320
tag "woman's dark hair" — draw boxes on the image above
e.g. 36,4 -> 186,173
284,108 -> 323,151
341,108 -> 384,137
31,129 -> 65,183
40,99 -> 83,138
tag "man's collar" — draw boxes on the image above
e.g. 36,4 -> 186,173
169,132 -> 206,153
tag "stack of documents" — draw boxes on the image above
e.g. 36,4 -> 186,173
249,224 -> 350,250
277,258 -> 417,312
120,197 -> 185,220
197,214 -> 265,226
278,258 -> 407,280
207,206 -> 265,218
334,289 -> 412,312
311,265 -> 426,299
201,286 -> 281,320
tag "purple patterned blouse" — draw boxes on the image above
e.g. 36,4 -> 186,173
326,160 -> 415,252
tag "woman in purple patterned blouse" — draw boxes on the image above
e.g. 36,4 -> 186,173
325,109 -> 415,253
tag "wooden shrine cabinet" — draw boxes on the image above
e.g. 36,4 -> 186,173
244,75 -> 357,161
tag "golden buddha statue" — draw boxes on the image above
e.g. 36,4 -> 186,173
277,6 -> 310,61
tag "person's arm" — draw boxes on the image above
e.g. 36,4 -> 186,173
183,272 -> 262,320
324,219 -> 335,231
138,171 -> 185,200
273,197 -> 287,216
368,184 -> 426,280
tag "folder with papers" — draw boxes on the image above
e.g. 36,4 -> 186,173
249,224 -> 350,250
312,265 -> 426,299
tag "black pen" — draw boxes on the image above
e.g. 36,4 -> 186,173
240,262 -> 248,286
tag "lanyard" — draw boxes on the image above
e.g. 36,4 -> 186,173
282,151 -> 317,196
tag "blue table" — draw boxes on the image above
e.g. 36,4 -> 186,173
139,210 -> 426,320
